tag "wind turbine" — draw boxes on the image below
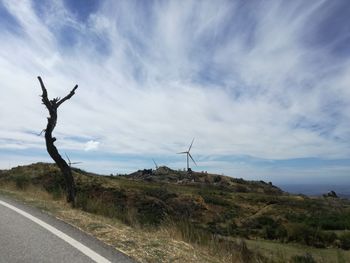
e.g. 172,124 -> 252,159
177,138 -> 197,171
65,153 -> 82,167
152,159 -> 159,169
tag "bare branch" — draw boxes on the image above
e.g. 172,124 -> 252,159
37,76 -> 50,108
57,85 -> 78,107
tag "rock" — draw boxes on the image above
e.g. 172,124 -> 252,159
323,190 -> 338,198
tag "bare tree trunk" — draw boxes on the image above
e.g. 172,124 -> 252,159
38,76 -> 78,206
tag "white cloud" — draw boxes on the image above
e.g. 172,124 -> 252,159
84,140 -> 100,151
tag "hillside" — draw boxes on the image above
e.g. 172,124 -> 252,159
1,163 -> 350,262
126,166 -> 283,194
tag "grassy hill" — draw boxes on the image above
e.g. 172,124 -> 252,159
1,163 -> 350,262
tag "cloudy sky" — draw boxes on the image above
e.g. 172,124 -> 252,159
0,0 -> 350,184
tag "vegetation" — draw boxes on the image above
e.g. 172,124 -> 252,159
1,162 -> 350,262
291,253 -> 316,263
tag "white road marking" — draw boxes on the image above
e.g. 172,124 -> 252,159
0,200 -> 111,263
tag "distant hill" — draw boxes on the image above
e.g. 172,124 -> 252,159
279,184 -> 350,199
125,166 -> 283,195
1,162 -> 350,252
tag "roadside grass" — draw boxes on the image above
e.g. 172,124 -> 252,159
0,182 -> 259,263
1,182 -> 349,262
245,239 -> 350,263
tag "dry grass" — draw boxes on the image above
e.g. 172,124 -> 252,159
3,182 -> 348,263
246,239 -> 350,263
0,183 -> 251,263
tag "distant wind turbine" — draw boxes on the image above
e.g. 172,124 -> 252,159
152,159 -> 159,169
177,138 -> 197,171
65,153 -> 82,167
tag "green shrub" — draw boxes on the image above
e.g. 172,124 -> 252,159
256,218 -> 287,240
291,253 -> 316,263
285,223 -> 337,247
339,232 -> 350,250
262,225 -> 286,240
206,221 -> 237,236
256,216 -> 275,227
221,208 -> 239,220
199,191 -> 231,207
145,187 -> 177,201
41,170 -> 66,194
213,175 -> 222,183
319,231 -> 337,245
168,195 -> 207,219
137,197 -> 169,226
51,185 -> 64,200
235,184 -> 248,192
14,174 -> 30,189
75,192 -> 119,218
305,213 -> 350,230
286,223 -> 314,244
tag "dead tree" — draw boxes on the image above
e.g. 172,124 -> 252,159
38,76 -> 78,205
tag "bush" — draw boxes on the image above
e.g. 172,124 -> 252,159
14,175 -> 30,189
213,175 -> 222,183
263,225 -> 287,240
285,223 -> 337,247
75,192 -> 119,219
168,195 -> 207,219
235,184 -> 248,193
256,216 -> 275,227
253,217 -> 287,240
41,170 -> 66,194
144,187 -> 177,201
291,253 -> 316,263
237,239 -> 253,262
339,232 -> 350,250
306,213 -> 350,230
319,231 -> 337,246
285,223 -> 314,245
51,185 -> 64,200
200,191 -> 231,207
137,196 -> 169,226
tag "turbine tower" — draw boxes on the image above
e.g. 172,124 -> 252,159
177,138 -> 197,171
152,158 -> 158,169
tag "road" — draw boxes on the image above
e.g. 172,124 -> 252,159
0,196 -> 135,263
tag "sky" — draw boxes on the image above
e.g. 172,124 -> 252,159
0,0 -> 350,185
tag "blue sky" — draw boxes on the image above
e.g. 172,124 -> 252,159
0,0 -> 350,184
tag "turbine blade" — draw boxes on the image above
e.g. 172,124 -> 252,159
189,153 -> 197,166
177,152 -> 187,154
72,162 -> 82,165
188,138 -> 195,152
65,152 -> 71,164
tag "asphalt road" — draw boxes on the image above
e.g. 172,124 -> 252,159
0,196 -> 135,263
